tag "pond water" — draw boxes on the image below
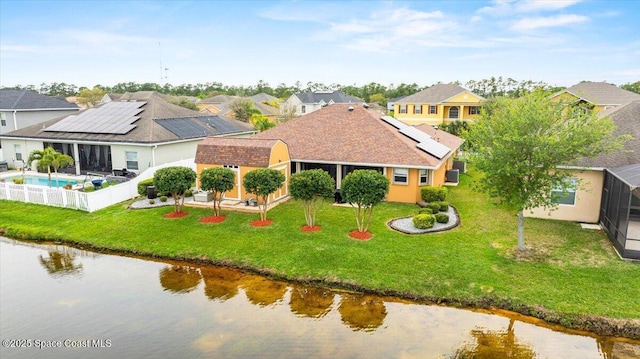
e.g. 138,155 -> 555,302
1,237 -> 638,359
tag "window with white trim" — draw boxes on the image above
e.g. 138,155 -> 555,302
125,151 -> 138,170
552,178 -> 578,205
393,168 -> 408,184
468,106 -> 480,115
399,104 -> 407,114
414,105 -> 422,114
419,169 -> 429,185
14,144 -> 22,161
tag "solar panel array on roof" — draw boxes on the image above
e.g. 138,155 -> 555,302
380,116 -> 451,159
200,116 -> 239,134
155,118 -> 217,139
44,101 -> 145,134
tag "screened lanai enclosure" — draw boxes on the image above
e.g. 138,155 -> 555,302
599,164 -> 640,260
42,142 -> 112,175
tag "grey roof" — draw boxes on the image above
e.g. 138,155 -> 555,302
574,100 -> 640,168
250,93 -> 279,103
294,91 -> 363,104
396,83 -> 483,104
609,163 -> 640,188
1,91 -> 254,144
0,89 -> 79,110
197,94 -> 240,104
557,81 -> 640,106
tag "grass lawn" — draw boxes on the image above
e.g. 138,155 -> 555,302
2,168 -> 639,336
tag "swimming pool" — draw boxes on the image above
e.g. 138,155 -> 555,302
4,175 -> 80,187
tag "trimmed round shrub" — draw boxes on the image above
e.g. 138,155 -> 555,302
418,208 -> 433,215
137,178 -> 154,196
149,199 -> 156,205
420,186 -> 448,202
159,195 -> 168,202
435,213 -> 450,224
184,189 -> 193,197
437,201 -> 449,211
413,214 -> 435,229
427,203 -> 442,213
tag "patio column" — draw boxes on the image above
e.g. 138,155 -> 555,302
73,143 -> 80,175
336,164 -> 342,188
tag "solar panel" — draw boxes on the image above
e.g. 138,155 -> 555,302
201,116 -> 240,134
380,115 -> 451,159
155,118 -> 217,139
380,115 -> 405,129
417,140 -> 451,159
399,126 -> 433,143
44,101 -> 145,134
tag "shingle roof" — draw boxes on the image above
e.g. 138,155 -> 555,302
574,100 -> 640,168
557,81 -> 640,106
195,137 -> 282,167
2,91 -> 254,144
253,103 -> 461,168
0,89 -> 79,110
396,84 -> 482,104
294,91 -> 363,105
250,93 -> 279,103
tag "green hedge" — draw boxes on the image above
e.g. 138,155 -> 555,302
413,214 -> 435,229
137,178 -> 154,196
427,203 -> 442,213
420,186 -> 448,202
436,201 -> 449,211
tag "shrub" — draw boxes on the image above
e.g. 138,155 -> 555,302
437,201 -> 449,211
413,214 -> 435,229
12,177 -> 24,184
149,199 -> 156,205
427,203 -> 442,213
421,186 -> 448,202
184,189 -> 193,197
418,208 -> 433,215
138,178 -> 154,196
435,213 -> 450,224
160,195 -> 168,202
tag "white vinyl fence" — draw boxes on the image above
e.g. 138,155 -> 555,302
0,159 -> 196,212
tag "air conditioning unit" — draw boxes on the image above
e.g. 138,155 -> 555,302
446,169 -> 460,183
453,160 -> 466,173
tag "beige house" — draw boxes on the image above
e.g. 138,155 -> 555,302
549,81 -> 640,113
393,84 -> 484,125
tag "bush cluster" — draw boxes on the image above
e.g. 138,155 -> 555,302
137,178 -> 154,196
427,203 -> 441,213
184,189 -> 193,197
420,186 -> 448,202
160,195 -> 168,202
418,208 -> 433,215
435,213 -> 450,224
413,214 -> 435,229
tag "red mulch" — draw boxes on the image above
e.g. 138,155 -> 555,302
349,230 -> 372,240
200,215 -> 226,224
301,225 -> 321,232
250,219 -> 273,227
164,211 -> 189,219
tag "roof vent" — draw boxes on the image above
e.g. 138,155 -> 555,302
363,103 -> 369,109
348,106 -> 354,111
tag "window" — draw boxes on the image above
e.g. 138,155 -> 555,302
399,104 -> 407,114
552,178 -> 578,205
428,105 -> 437,114
414,105 -> 422,114
301,105 -> 306,114
449,107 -> 459,119
468,106 -> 479,115
419,169 -> 429,185
0,113 -> 6,126
393,168 -> 408,184
14,144 -> 22,161
223,165 -> 238,169
125,151 -> 138,170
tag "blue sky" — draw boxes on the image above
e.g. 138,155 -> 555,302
1,0 -> 638,89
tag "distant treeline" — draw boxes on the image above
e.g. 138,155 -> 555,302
3,78 -> 639,105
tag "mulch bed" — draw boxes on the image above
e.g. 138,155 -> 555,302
250,219 -> 273,227
349,230 -> 372,240
200,215 -> 226,224
164,211 -> 189,219
301,225 -> 321,232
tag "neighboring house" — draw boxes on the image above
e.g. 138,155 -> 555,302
0,89 -> 80,161
196,93 -> 280,121
549,81 -> 640,113
0,91 -> 256,175
526,100 -> 640,260
387,95 -> 407,113
246,103 -> 463,204
393,84 -> 484,125
195,138 -> 290,203
280,91 -> 363,116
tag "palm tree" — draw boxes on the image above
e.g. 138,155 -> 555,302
28,147 -> 74,187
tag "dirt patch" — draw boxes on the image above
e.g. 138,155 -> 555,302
349,230 -> 372,240
200,215 -> 226,224
164,211 -> 189,219
301,225 -> 321,232
250,220 -> 273,227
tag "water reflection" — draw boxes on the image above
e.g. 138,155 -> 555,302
201,265 -> 243,301
452,319 -> 536,358
338,293 -> 387,332
289,285 -> 334,318
159,265 -> 201,293
39,247 -> 83,277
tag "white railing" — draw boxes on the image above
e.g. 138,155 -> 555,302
0,158 -> 196,212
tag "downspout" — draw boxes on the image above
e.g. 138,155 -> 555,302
151,144 -> 158,168
12,110 -> 17,130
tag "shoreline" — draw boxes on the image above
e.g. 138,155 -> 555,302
3,229 -> 639,341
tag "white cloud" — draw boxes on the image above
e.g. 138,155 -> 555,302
510,14 -> 589,31
479,0 -> 584,16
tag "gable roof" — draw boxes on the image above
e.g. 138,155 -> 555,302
553,81 -> 640,106
253,103 -> 462,168
573,100 -> 640,168
0,89 -> 79,111
2,91 -> 254,144
250,93 -> 279,103
396,84 -> 483,104
293,91 -> 363,105
195,137 -> 283,167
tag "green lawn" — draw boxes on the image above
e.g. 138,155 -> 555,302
2,169 -> 639,332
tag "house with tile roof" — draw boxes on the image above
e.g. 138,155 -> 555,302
1,89 -> 80,162
242,103 -> 463,204
394,83 -> 485,125
280,90 -> 363,116
195,138 -> 290,202
549,81 -> 640,113
0,91 -> 255,175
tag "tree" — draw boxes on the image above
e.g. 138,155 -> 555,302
277,104 -> 299,123
77,86 -> 106,107
153,166 -> 196,213
468,91 -> 626,251
242,168 -> 286,221
170,97 -> 198,110
28,147 -> 74,187
250,113 -> 275,132
230,99 -> 258,122
340,170 -> 390,233
289,169 -> 335,227
200,167 -> 236,217
620,81 -> 640,94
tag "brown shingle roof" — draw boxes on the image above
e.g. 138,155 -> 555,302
253,103 -> 461,168
396,83 -> 483,104
195,137 -> 282,167
556,81 -> 640,106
